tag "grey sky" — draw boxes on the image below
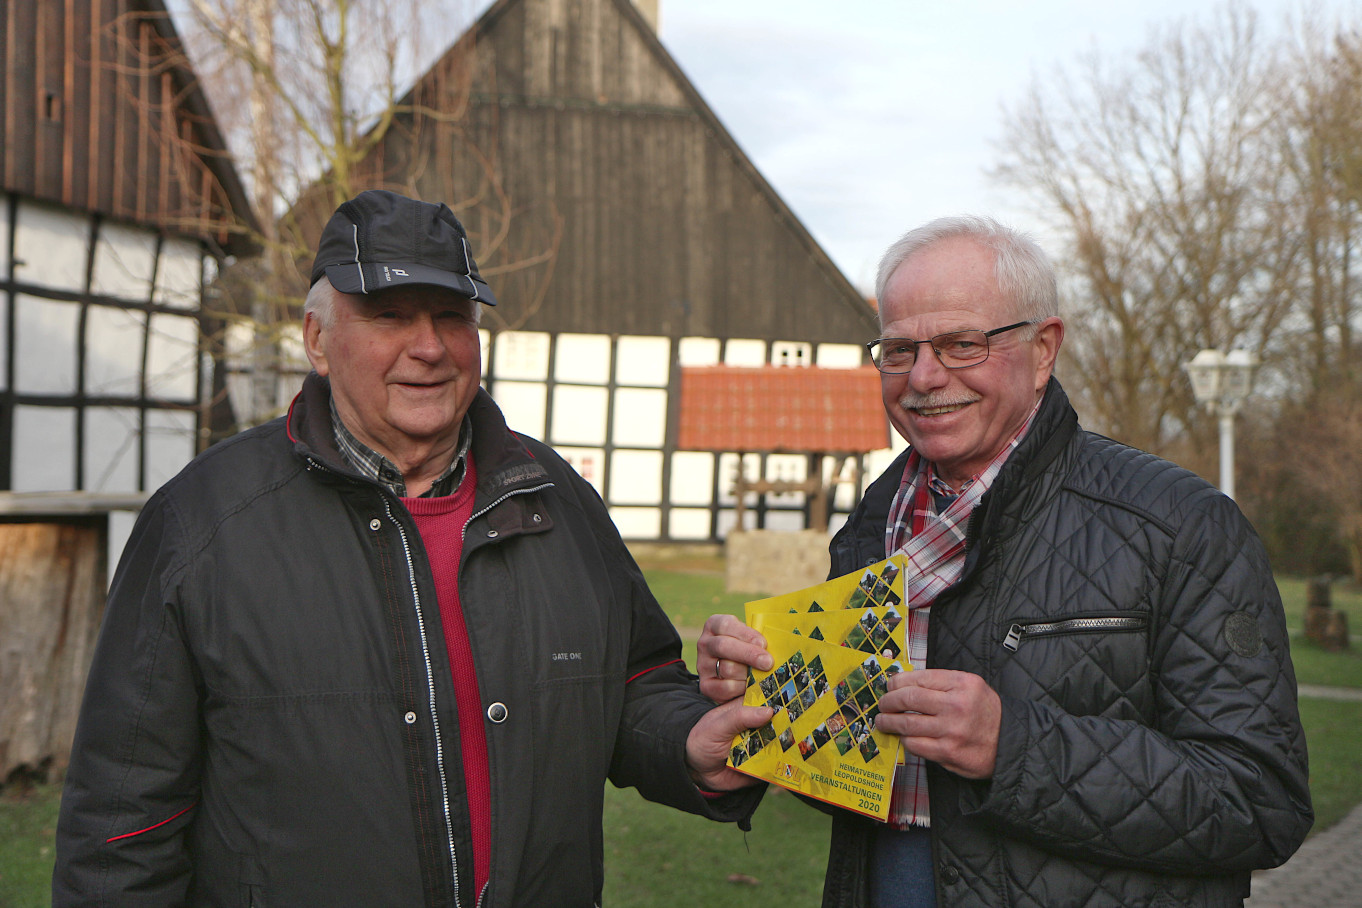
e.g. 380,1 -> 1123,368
654,0 -> 1354,293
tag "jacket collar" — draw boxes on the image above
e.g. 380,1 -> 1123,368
286,373 -> 551,504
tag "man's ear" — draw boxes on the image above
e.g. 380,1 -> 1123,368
1032,317 -> 1065,391
303,311 -> 330,377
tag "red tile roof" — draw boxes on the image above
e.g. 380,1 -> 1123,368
678,366 -> 889,453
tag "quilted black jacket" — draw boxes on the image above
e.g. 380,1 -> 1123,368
820,379 -> 1311,908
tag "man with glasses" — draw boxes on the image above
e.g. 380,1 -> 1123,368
699,216 -> 1311,907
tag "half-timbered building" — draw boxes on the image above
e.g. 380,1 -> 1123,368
281,0 -> 894,541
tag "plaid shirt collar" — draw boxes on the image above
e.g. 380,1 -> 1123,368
330,396 -> 471,498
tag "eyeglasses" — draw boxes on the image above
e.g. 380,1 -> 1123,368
865,321 -> 1034,373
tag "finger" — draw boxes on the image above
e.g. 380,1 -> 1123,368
701,614 -> 768,648
699,616 -> 773,672
699,668 -> 751,705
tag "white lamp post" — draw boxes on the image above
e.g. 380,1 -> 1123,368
1183,348 -> 1258,499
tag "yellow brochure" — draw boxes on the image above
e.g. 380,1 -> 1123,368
725,556 -> 908,821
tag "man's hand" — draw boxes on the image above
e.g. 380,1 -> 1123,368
697,614 -> 772,703
875,669 -> 1001,779
685,700 -> 775,792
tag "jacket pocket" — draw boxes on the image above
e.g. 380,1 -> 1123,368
1002,612 -> 1148,652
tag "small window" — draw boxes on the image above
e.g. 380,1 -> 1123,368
772,341 -> 813,367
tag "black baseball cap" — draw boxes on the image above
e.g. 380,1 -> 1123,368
309,190 -> 497,305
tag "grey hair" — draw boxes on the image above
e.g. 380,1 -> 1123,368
874,216 -> 1058,330
304,275 -> 483,327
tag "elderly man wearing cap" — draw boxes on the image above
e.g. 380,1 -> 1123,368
53,190 -> 770,908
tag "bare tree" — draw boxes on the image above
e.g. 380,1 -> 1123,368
994,4 -> 1299,457
1274,22 -> 1362,400
151,0 -> 562,430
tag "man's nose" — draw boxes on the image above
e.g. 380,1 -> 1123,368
407,313 -> 446,360
907,344 -> 951,391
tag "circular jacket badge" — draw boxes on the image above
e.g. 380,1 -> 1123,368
1224,611 -> 1263,657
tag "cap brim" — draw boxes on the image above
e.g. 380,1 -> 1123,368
325,261 -> 497,306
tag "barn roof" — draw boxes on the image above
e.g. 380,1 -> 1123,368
677,366 -> 888,453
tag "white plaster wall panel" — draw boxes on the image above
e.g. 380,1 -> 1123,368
608,507 -> 661,540
865,446 -> 905,487
667,508 -> 713,540
715,508 -> 756,539
145,312 -> 200,400
85,305 -> 147,396
716,452 -> 761,506
608,449 -> 663,504
13,201 -> 89,293
765,454 -> 808,505
11,405 -> 76,491
554,334 -> 611,384
492,380 -> 547,438
816,343 -> 865,369
615,336 -> 670,386
145,408 -> 196,489
152,237 -> 202,310
828,513 -> 849,537
15,294 -> 79,393
669,451 -> 714,505
91,223 -> 157,300
723,338 -> 766,366
771,341 -> 813,367
553,446 -> 605,497
492,331 -> 550,380
678,336 -> 720,366
550,385 -> 608,445
479,330 -> 491,377
83,407 -> 141,492
764,510 -> 807,532
824,455 -> 862,511
108,510 -> 137,584
611,387 -> 667,448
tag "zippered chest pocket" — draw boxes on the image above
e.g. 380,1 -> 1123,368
998,611 -> 1153,717
1003,613 -> 1149,652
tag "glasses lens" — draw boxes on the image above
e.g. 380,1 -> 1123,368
934,330 -> 990,364
873,340 -> 917,372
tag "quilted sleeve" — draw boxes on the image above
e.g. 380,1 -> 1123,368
975,485 -> 1313,873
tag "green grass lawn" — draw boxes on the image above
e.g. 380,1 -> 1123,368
603,786 -> 829,907
4,568 -> 1358,907
0,782 -> 60,908
1275,577 -> 1362,688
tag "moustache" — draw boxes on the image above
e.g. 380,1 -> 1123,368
898,391 -> 980,411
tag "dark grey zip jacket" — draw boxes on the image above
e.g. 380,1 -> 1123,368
820,379 -> 1311,908
54,374 -> 756,907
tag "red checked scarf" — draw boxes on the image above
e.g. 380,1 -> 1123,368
883,400 -> 1041,829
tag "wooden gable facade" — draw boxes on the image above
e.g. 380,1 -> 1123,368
291,0 -> 891,541
0,0 -> 254,496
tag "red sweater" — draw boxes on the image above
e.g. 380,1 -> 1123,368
403,457 -> 490,899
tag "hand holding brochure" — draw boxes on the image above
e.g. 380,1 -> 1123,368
725,555 -> 908,821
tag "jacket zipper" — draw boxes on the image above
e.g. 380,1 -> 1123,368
314,455 -> 554,907
383,497 -> 464,908
1002,615 -> 1147,652
463,481 -> 553,908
